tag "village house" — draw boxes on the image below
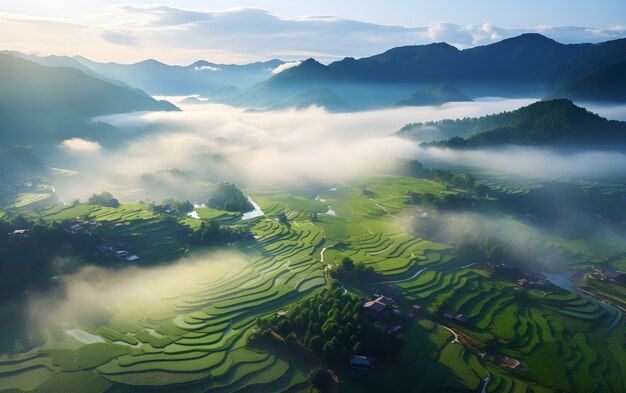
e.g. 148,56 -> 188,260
363,295 -> 393,316
350,355 -> 375,370
454,314 -> 469,324
8,229 -> 31,240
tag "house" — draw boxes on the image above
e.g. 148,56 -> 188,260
126,255 -> 140,262
454,314 -> 469,324
350,355 -> 375,370
497,356 -> 522,370
115,250 -> 129,258
412,304 -> 423,313
276,311 -> 287,318
517,278 -> 529,289
8,229 -> 31,240
381,285 -> 402,298
70,223 -> 86,232
364,295 -> 393,315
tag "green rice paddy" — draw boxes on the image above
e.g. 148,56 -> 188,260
1,175 -> 624,392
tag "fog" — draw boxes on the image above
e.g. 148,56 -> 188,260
25,250 -> 246,346
48,99 -> 626,204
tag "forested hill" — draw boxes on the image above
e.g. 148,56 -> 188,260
402,99 -> 626,149
0,53 -> 178,146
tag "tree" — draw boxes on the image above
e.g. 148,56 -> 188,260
88,191 -> 118,207
308,367 -> 335,393
207,183 -> 252,212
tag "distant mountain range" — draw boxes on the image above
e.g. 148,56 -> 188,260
398,99 -> 626,149
549,59 -> 626,103
6,33 -> 626,112
395,85 -> 472,107
230,34 -> 626,110
0,53 -> 178,146
4,51 -> 284,96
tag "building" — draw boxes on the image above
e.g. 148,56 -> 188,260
497,356 -> 523,370
454,314 -> 469,324
276,311 -> 287,318
363,295 -> 393,315
381,285 -> 402,298
126,255 -> 140,262
350,355 -> 375,370
442,311 -> 456,320
412,304 -> 423,313
8,229 -> 31,240
391,325 -> 403,335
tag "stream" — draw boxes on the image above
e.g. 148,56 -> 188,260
544,270 -> 622,331
241,196 -> 264,220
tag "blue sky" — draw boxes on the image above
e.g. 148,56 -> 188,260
1,1 -> 624,63
3,0 -> 626,27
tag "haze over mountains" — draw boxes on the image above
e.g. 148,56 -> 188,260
3,32 -> 626,152
237,34 -> 626,110
0,54 -> 178,147
399,99 -> 626,149
6,33 -> 626,114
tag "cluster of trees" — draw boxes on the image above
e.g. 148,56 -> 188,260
255,288 -> 404,363
330,257 -> 379,284
150,199 -> 194,215
207,183 -> 252,212
422,99 -> 626,148
406,191 -> 466,209
87,191 -> 119,207
188,220 -> 249,246
395,158 -> 491,197
0,216 -> 98,300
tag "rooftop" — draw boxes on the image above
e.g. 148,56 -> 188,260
364,295 -> 393,313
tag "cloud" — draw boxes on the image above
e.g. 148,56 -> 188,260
27,251 -> 248,340
2,6 -> 626,64
101,30 -> 136,46
49,99 -> 539,201
194,65 -> 221,71
59,138 -> 102,154
418,146 -> 626,178
271,61 -> 301,74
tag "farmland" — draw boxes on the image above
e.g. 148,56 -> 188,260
0,175 -> 625,392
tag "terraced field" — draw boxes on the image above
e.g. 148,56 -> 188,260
0,207 -> 328,392
393,263 -> 625,392
1,176 -> 625,393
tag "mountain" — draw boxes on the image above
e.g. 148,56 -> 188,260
236,34 -> 626,110
72,56 -> 284,95
549,59 -> 626,103
395,85 -> 472,106
0,147 -> 47,181
415,99 -> 626,149
267,87 -> 354,112
0,53 -> 178,146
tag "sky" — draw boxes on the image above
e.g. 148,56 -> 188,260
1,1 -> 625,64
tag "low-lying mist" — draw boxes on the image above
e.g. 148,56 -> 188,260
49,99 -> 626,203
13,250 -> 247,351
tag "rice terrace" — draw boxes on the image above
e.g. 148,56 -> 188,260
1,1 -> 626,392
